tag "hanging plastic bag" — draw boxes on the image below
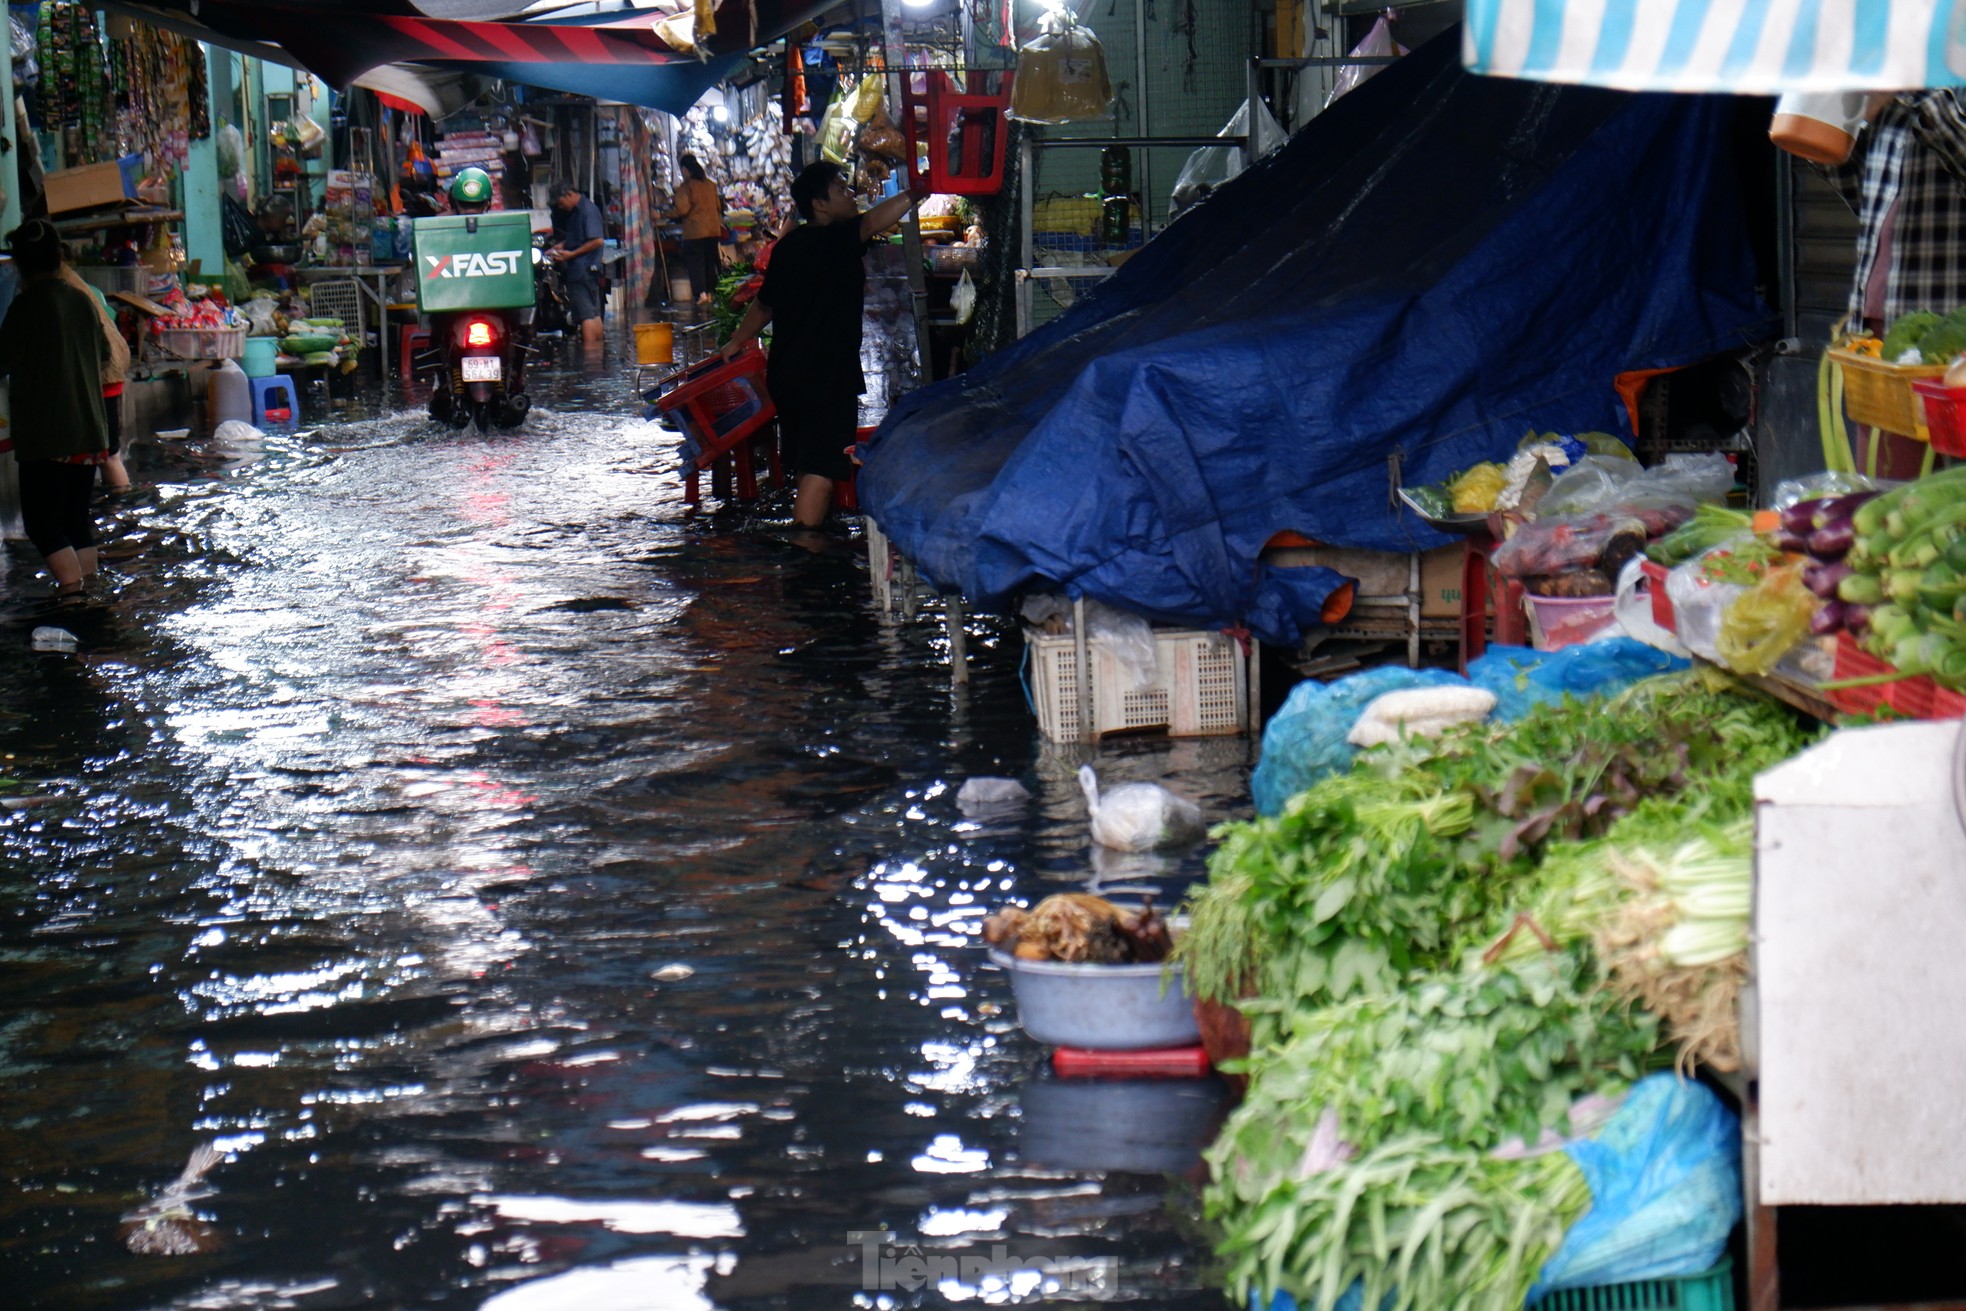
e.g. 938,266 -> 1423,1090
818,86 -> 856,165
951,267 -> 977,325
1716,562 -> 1819,676
1008,7 -> 1114,125
215,123 -> 244,180
1326,15 -> 1405,109
848,72 -> 886,123
1170,98 -> 1286,216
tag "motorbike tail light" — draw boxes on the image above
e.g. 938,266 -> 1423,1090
465,319 -> 496,348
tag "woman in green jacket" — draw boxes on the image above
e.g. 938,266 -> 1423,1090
0,219 -> 109,605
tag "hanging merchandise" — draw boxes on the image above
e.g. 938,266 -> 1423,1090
401,139 -> 437,194
1099,144 -> 1132,245
1007,2 -> 1114,125
37,4 -> 114,165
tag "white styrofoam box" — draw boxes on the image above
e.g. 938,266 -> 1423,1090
1027,629 -> 1246,741
1754,720 -> 1966,1205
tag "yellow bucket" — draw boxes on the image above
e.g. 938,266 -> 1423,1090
635,322 -> 675,365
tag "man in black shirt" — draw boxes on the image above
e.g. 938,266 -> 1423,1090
721,161 -> 926,527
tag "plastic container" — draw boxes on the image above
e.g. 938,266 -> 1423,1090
210,358 -> 252,427
241,336 -> 278,379
1538,1257 -> 1735,1311
1524,592 -> 1619,651
1910,378 -> 1966,457
988,924 -> 1199,1050
634,322 -> 674,365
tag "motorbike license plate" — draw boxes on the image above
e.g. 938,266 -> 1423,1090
461,356 -> 501,382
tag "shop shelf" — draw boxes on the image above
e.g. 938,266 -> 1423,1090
1537,1257 -> 1734,1311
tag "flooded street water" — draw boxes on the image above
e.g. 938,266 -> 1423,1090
0,342 -> 1253,1310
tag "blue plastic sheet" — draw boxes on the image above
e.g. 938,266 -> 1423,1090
1260,1075 -> 1740,1311
1251,665 -> 1466,816
1466,641 -> 1689,721
1530,1075 -> 1742,1299
857,26 -> 1772,646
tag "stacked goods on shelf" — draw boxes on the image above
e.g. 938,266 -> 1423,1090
434,130 -> 507,198
323,170 -> 376,266
1180,675 -> 1816,1311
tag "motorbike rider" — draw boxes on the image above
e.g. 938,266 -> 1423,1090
451,165 -> 493,216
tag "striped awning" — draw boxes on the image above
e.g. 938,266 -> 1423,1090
1464,0 -> 1966,93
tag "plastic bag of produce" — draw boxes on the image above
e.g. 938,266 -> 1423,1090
1493,513 -> 1649,581
1716,562 -> 1819,676
1770,469 -> 1885,510
1538,451 -> 1735,519
1251,665 -> 1467,815
1528,1075 -> 1740,1298
1466,640 -> 1688,721
1008,8 -> 1114,125
1171,98 -> 1286,216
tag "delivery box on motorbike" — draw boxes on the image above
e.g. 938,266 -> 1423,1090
412,213 -> 534,313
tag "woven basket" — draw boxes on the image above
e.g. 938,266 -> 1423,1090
1829,347 -> 1946,439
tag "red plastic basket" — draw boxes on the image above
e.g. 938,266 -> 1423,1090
1825,633 -> 1940,717
1910,378 -> 1966,457
1931,683 -> 1966,719
1826,632 -> 1894,717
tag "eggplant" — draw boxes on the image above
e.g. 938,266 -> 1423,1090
1781,500 -> 1824,536
1774,529 -> 1811,554
1813,492 -> 1878,530
1808,521 -> 1858,560
1805,560 -> 1855,598
1844,603 -> 1873,635
1810,601 -> 1847,636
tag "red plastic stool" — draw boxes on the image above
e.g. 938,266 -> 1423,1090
833,424 -> 878,512
901,70 -> 1014,196
1455,535 -> 1525,673
652,347 -> 780,507
400,325 -> 431,379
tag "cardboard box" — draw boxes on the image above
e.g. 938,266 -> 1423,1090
1264,544 -> 1469,618
44,155 -> 142,215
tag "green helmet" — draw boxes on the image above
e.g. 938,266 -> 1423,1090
449,167 -> 493,208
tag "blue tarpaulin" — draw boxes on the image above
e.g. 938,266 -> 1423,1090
857,28 -> 1774,646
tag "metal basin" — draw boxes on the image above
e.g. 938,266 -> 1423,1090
987,916 -> 1199,1050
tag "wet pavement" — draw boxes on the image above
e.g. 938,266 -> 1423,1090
0,336 -> 1254,1310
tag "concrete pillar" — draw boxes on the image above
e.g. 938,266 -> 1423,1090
182,44 -> 225,279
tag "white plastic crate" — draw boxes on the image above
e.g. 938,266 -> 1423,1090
305,280 -> 365,336
1027,629 -> 1247,740
149,325 -> 244,360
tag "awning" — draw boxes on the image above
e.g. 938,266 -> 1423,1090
352,65 -> 475,116
1464,0 -> 1966,93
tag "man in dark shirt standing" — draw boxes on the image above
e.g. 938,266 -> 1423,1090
721,161 -> 925,527
549,178 -> 607,348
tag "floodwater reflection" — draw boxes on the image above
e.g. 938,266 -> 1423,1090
0,345 -> 1251,1309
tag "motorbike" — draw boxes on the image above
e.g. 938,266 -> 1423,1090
423,237 -> 563,432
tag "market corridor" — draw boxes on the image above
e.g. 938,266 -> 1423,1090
0,356 -> 1250,1311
